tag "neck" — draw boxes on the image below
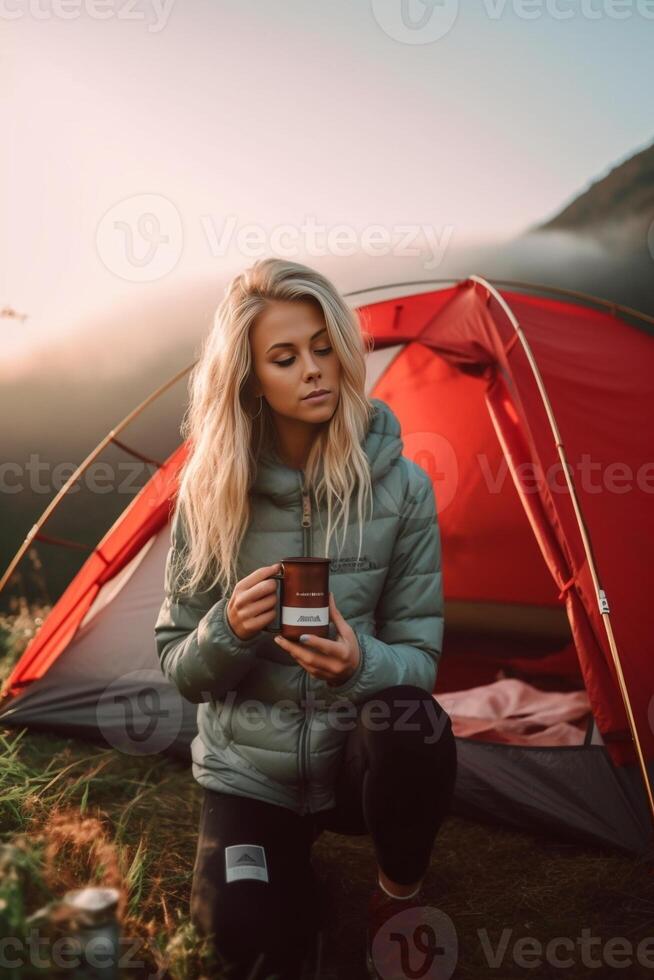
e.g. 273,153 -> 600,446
270,414 -> 323,471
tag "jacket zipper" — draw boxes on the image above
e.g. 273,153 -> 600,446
297,471 -> 312,815
300,476 -> 313,554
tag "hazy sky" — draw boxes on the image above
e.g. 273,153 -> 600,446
2,0 -> 652,375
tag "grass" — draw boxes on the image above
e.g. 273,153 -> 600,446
1,601 -> 654,978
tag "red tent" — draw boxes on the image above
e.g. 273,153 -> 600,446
2,276 -> 653,852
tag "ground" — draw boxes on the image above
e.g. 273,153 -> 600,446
1,726 -> 653,979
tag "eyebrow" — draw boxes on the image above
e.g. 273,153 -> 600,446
266,327 -> 328,353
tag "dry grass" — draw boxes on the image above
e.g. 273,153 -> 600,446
0,727 -> 220,977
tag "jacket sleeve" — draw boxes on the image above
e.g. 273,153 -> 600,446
153,501 -> 260,703
318,464 -> 444,705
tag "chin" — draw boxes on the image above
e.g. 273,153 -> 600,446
301,398 -> 336,416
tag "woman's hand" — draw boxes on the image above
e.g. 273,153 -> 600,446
225,563 -> 281,640
273,592 -> 361,686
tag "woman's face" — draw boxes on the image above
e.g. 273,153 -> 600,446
249,299 -> 341,423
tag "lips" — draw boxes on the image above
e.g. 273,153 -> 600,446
303,389 -> 330,399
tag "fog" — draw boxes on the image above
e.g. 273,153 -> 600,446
2,228 -> 652,604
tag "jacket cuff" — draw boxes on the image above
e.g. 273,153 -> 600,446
318,630 -> 367,703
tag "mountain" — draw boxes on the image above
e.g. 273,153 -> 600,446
533,139 -> 654,254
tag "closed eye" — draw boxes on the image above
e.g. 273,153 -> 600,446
275,346 -> 332,367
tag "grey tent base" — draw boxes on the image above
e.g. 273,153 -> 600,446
1,676 -> 652,857
451,738 -> 654,855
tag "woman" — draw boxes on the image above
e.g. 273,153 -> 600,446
154,258 -> 458,979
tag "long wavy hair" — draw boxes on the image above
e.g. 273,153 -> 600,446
174,258 -> 377,598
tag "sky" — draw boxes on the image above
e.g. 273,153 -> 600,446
1,0 -> 652,376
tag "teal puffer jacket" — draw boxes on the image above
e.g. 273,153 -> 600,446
153,398 -> 444,816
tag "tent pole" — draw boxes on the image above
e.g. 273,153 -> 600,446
0,363 -> 195,597
470,274 -> 654,829
344,278 -> 654,329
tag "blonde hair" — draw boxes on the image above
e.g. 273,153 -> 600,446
175,257 -> 376,598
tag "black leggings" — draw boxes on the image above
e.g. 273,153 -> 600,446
189,684 -> 458,978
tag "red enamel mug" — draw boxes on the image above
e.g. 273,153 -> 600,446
263,557 -> 331,640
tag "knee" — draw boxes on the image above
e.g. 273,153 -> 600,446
360,685 -> 454,749
373,684 -> 437,705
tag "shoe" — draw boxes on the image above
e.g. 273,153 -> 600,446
365,882 -> 426,980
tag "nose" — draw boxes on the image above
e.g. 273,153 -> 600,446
301,354 -> 321,379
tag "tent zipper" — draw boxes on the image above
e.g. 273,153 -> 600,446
297,471 -> 312,815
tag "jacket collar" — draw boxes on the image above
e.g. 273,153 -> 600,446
251,397 -> 403,504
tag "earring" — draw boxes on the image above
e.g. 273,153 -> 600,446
248,395 -> 263,420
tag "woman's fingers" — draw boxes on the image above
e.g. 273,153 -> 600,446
273,634 -> 342,679
227,564 -> 281,639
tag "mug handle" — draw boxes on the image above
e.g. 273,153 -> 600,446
263,568 -> 284,634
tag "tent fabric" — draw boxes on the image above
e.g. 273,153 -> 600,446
453,741 -> 653,854
1,441 -> 188,691
367,280 -> 654,767
1,277 -> 652,853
